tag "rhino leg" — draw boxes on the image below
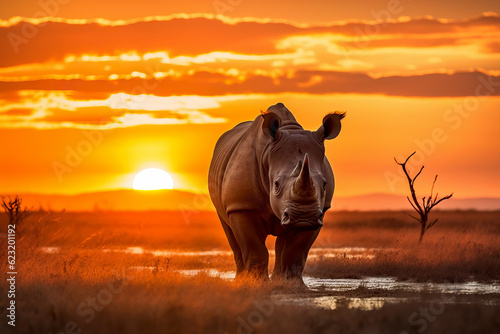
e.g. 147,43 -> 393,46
219,215 -> 245,278
271,236 -> 285,279
280,228 -> 320,283
229,211 -> 269,279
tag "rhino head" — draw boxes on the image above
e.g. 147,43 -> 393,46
262,103 -> 345,231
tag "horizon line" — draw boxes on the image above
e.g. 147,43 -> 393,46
2,189 -> 499,200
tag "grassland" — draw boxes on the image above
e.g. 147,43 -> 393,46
0,210 -> 499,333
7,209 -> 499,281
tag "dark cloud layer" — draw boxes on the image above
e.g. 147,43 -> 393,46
1,15 -> 499,67
1,70 -> 498,97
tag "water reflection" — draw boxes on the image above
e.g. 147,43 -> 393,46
39,246 -> 499,307
276,295 -> 404,311
178,269 -> 235,280
40,246 -> 60,253
113,246 -> 376,259
102,247 -> 233,257
303,276 -> 500,294
308,247 -> 378,259
40,246 -> 376,259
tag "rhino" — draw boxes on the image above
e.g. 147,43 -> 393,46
208,103 -> 345,283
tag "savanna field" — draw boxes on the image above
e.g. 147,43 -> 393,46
2,0 -> 500,333
1,209 -> 499,334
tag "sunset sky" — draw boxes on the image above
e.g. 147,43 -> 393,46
0,0 -> 499,199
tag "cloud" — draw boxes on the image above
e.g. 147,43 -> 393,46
1,108 -> 33,116
1,14 -> 499,67
484,41 -> 500,53
0,12 -> 498,130
0,92 -> 228,129
1,70 -> 498,98
0,17 -> 298,67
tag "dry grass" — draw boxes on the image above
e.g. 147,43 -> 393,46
1,210 -> 499,281
1,247 -> 499,334
305,239 -> 500,281
11,211 -> 229,250
0,210 -> 499,334
305,210 -> 500,281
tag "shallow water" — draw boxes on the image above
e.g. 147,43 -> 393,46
41,246 -> 376,259
303,276 -> 500,294
40,246 -> 499,310
104,247 -> 234,257
171,268 -> 500,310
171,268 -> 499,295
275,295 -> 405,311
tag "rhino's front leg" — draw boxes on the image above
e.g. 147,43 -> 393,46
229,211 -> 269,279
271,236 -> 285,279
280,228 -> 321,283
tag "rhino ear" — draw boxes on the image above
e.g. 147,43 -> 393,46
261,112 -> 282,139
316,112 -> 345,141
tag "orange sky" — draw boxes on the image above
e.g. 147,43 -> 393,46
0,1 -> 499,198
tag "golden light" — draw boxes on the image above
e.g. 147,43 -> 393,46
132,168 -> 174,190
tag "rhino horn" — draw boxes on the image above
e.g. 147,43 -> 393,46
293,153 -> 315,197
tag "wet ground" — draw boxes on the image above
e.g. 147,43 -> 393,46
175,268 -> 500,310
41,246 -> 500,311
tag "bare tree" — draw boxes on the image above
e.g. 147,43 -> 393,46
2,196 -> 31,226
395,152 -> 453,243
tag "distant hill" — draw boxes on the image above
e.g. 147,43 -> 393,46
332,193 -> 500,211
3,190 -> 500,212
7,189 -> 213,212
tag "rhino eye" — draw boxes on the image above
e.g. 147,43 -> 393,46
274,177 -> 283,196
323,180 -> 327,190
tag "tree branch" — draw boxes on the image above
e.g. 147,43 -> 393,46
412,166 -> 425,185
406,196 -> 420,213
408,214 -> 421,222
426,218 -> 439,231
394,152 -> 454,243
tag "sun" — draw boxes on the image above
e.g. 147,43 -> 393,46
132,168 -> 174,190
